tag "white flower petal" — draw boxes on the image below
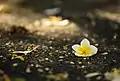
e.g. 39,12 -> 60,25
89,45 -> 98,55
81,38 -> 90,46
74,52 -> 89,57
72,44 -> 81,53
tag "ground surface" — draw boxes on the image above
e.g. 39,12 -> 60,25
0,0 -> 120,81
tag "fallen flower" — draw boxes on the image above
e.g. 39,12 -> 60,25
72,38 -> 98,57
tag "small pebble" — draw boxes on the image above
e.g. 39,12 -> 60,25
30,64 -> 34,67
45,58 -> 49,60
26,67 -> 31,73
87,62 -> 91,64
59,56 -> 64,59
70,61 -> 75,64
45,67 -> 50,71
59,59 -> 63,62
48,41 -> 52,44
113,60 -> 116,63
37,68 -> 44,72
13,63 -> 18,67
96,76 -> 102,80
0,55 -> 3,58
55,50 -> 59,52
85,72 -> 100,78
49,53 -> 52,55
49,46 -> 53,49
35,64 -> 40,68
68,52 -> 71,55
95,44 -> 99,46
78,62 -> 82,64
102,52 -> 108,55
113,34 -> 117,39
81,65 -> 85,68
83,58 -> 87,60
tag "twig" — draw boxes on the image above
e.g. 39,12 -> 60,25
12,45 -> 40,55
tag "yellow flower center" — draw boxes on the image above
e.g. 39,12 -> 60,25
79,46 -> 91,55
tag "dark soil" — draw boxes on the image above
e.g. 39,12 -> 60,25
0,0 -> 120,81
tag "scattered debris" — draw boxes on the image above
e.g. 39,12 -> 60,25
45,67 -> 50,71
96,76 -> 102,80
85,72 -> 101,78
101,52 -> 108,55
12,51 -> 31,55
26,67 -> 31,73
59,56 -> 64,59
81,65 -> 85,68
12,45 -> 40,55
11,53 -> 24,61
105,68 -> 120,81
15,56 -> 24,61
10,45 -> 40,61
13,63 -> 18,67
70,61 -> 75,64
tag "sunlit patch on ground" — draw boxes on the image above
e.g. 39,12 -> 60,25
0,7 -> 80,38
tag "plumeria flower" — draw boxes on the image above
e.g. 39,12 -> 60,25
72,38 -> 98,57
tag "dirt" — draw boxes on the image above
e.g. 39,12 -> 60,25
0,0 -> 120,81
